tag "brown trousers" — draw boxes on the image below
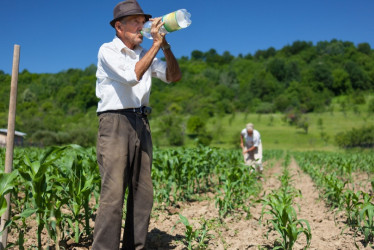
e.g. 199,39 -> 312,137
92,112 -> 153,250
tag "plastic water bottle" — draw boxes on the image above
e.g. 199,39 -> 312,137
141,9 -> 191,39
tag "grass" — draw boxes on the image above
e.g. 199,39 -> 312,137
205,110 -> 374,151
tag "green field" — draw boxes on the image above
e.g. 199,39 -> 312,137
204,110 -> 373,151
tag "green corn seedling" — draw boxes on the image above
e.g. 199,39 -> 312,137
57,145 -> 98,243
17,146 -> 68,249
0,171 -> 18,218
261,191 -> 311,249
358,196 -> 374,246
174,214 -> 211,249
323,173 -> 347,208
343,190 -> 362,227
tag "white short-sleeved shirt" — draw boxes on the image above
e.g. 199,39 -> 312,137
96,36 -> 170,112
241,129 -> 261,148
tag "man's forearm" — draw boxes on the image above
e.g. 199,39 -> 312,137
248,146 -> 257,152
163,47 -> 182,82
135,43 -> 161,81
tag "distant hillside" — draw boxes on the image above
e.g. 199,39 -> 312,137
0,39 -> 373,146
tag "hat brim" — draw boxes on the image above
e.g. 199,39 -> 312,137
110,13 -> 152,28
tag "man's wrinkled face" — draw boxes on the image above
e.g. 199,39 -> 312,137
247,129 -> 253,136
117,15 -> 146,48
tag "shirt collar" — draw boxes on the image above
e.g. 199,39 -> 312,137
113,36 -> 143,56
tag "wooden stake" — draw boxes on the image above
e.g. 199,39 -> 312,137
0,44 -> 20,249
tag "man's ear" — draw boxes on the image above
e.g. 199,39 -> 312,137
115,21 -> 123,33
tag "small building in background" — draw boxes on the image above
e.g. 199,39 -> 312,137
0,129 -> 27,148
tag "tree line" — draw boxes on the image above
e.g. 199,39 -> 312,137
0,39 -> 373,147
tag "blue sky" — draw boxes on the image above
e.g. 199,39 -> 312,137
1,0 -> 373,74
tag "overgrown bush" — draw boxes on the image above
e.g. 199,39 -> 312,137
368,98 -> 374,113
335,126 -> 374,148
256,102 -> 274,114
157,114 -> 185,146
186,116 -> 213,146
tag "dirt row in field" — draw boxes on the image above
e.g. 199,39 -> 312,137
145,159 -> 371,249
288,159 -> 370,249
7,159 -> 372,249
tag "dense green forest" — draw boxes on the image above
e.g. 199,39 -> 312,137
0,39 -> 373,147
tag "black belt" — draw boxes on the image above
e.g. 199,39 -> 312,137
97,106 -> 152,116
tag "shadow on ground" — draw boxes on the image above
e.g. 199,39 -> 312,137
146,228 -> 184,249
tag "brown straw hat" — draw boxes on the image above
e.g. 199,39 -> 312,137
110,0 -> 152,28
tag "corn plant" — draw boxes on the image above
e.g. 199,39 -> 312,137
17,146 -> 69,249
1,150 -> 39,248
213,150 -> 282,219
260,191 -> 311,249
6,206 -> 38,249
174,214 -> 212,250
0,171 -> 18,218
215,161 -> 260,219
323,173 -> 347,209
0,171 -> 20,247
343,190 -> 363,227
357,193 -> 374,246
56,145 -> 99,243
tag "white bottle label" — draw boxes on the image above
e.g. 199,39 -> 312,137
162,12 -> 181,32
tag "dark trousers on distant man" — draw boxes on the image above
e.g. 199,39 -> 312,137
92,111 -> 153,250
